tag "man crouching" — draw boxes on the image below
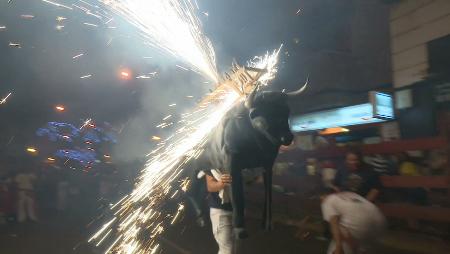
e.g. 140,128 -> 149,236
320,188 -> 386,254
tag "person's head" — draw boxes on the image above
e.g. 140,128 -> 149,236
319,187 -> 337,203
345,150 -> 362,172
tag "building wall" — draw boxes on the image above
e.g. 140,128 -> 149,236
390,0 -> 450,88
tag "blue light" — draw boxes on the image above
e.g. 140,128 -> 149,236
290,103 -> 385,132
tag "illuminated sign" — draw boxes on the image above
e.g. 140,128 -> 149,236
290,92 -> 394,132
370,92 -> 394,119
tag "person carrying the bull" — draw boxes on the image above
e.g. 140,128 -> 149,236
205,170 -> 234,254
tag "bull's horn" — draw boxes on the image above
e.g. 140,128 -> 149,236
245,86 -> 258,108
286,77 -> 309,97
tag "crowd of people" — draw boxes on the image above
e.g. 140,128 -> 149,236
0,157 -> 138,225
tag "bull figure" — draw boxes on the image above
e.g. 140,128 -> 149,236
186,81 -> 307,239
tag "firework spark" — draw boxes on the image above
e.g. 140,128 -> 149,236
72,53 -> 84,59
41,0 -> 73,10
20,14 -> 35,19
9,42 -> 21,48
80,74 -> 92,79
97,0 -> 218,82
0,92 -> 12,105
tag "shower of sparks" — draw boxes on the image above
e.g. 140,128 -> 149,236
0,92 -> 12,105
25,0 -> 282,252
175,64 -> 188,71
247,45 -> 283,86
89,49 -> 282,253
41,0 -> 74,10
97,0 -> 218,82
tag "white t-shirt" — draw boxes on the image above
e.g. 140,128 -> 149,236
321,192 -> 386,240
15,173 -> 37,191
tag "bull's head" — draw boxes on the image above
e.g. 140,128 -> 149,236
245,80 -> 308,146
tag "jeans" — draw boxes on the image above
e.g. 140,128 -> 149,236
210,208 -> 233,254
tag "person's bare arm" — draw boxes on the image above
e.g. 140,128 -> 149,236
366,188 -> 379,202
206,174 -> 232,192
329,215 -> 344,254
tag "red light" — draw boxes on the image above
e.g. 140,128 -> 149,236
119,68 -> 132,80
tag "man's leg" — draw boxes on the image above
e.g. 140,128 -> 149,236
210,208 -> 234,254
26,194 -> 38,221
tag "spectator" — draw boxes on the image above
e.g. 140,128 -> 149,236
398,153 -> 420,176
320,188 -> 386,254
320,160 -> 338,189
205,170 -> 233,254
365,154 -> 396,175
15,165 -> 38,222
334,151 -> 381,202
56,172 -> 69,212
397,153 -> 428,206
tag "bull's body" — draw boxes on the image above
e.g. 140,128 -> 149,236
187,91 -> 294,239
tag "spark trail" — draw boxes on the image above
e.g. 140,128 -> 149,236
97,0 -> 218,82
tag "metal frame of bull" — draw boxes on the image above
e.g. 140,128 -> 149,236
186,62 -> 308,240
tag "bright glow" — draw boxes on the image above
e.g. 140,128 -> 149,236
47,157 -> 56,161
55,105 -> 65,111
247,45 -> 283,86
98,0 -> 218,82
119,69 -> 132,80
151,136 -> 161,141
26,147 -> 37,153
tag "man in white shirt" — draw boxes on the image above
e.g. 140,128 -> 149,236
320,188 -> 386,254
15,169 -> 38,222
205,170 -> 233,254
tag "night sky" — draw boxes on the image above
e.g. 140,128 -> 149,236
0,0 -> 390,161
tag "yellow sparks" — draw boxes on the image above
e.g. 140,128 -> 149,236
0,92 -> 12,105
55,105 -> 65,111
26,147 -> 38,153
98,0 -> 218,82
